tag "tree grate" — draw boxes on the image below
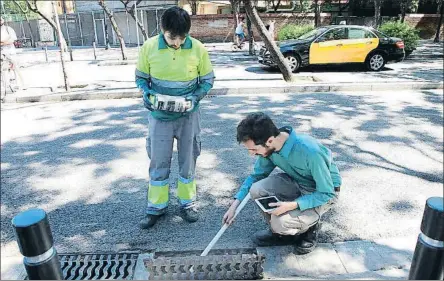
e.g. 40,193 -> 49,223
25,253 -> 138,280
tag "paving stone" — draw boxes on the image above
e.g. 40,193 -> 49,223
258,243 -> 346,279
334,240 -> 387,273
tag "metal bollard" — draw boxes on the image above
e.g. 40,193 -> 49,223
93,42 -> 97,60
69,44 -> 73,62
408,197 -> 444,280
12,208 -> 63,280
44,46 -> 48,62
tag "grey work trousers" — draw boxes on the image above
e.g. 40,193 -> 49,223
145,110 -> 201,214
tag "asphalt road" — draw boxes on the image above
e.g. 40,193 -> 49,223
1,89 -> 442,256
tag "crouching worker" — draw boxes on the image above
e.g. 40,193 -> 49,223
223,112 -> 341,254
135,6 -> 215,229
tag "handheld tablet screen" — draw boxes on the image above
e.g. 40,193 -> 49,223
258,197 -> 279,210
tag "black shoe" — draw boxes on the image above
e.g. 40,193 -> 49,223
252,230 -> 302,247
180,206 -> 199,223
139,214 -> 163,229
294,223 -> 321,255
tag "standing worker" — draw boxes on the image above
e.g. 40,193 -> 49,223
135,6 -> 215,229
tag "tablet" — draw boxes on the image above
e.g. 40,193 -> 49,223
255,196 -> 280,213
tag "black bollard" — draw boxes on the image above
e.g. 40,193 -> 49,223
408,197 -> 444,280
12,208 -> 63,280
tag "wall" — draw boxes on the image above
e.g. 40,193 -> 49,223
404,14 -> 444,39
189,13 -> 333,42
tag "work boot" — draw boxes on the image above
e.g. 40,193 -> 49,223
294,223 -> 321,255
252,229 -> 302,247
180,206 -> 199,223
139,214 -> 163,229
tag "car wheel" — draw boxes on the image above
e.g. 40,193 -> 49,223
285,54 -> 300,73
366,52 -> 386,71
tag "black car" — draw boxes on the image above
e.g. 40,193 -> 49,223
258,25 -> 405,72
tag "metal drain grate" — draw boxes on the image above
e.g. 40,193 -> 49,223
145,248 -> 264,280
25,253 -> 139,280
60,253 -> 139,280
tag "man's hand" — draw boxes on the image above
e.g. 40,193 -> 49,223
142,91 -> 155,111
269,201 -> 298,216
222,199 -> 240,226
185,95 -> 198,112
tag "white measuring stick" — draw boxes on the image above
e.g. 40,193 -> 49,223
200,193 -> 251,257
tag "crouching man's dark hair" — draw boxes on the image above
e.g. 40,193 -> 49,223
237,112 -> 280,146
161,6 -> 191,38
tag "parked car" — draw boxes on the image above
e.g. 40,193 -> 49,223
258,25 -> 405,72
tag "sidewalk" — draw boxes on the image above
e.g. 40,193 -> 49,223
1,235 -> 416,280
3,41 -> 442,103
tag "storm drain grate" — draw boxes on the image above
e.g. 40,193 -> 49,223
24,253 -> 139,280
59,253 -> 139,280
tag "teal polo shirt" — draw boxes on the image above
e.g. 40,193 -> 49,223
235,127 -> 342,211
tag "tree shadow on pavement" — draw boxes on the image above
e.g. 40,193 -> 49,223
1,89 -> 442,255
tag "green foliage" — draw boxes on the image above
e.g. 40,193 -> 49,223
1,0 -> 40,21
295,0 -> 312,12
379,21 -> 420,51
277,24 -> 314,41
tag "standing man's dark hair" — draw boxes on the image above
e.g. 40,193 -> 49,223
161,6 -> 191,38
237,112 -> 280,146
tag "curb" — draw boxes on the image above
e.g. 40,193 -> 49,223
3,81 -> 442,103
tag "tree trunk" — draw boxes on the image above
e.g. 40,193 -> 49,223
434,0 -> 443,42
273,0 -> 282,12
52,1 -> 70,92
243,0 -> 294,82
230,0 -> 240,43
26,0 -> 67,51
374,0 -> 382,28
99,0 -> 127,60
247,14 -> 254,55
121,0 -> 148,41
401,0 -> 406,23
190,1 -> 198,15
314,0 -> 321,27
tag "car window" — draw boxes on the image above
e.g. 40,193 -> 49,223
318,28 -> 347,42
298,27 -> 328,40
348,28 -> 377,39
369,28 -> 387,38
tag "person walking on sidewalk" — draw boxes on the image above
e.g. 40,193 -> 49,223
235,17 -> 246,47
223,112 -> 342,254
135,6 -> 215,229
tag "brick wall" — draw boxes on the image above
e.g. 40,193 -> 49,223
189,13 -> 443,42
404,14 -> 444,39
189,13 -> 332,42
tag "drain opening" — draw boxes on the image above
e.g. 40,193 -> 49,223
25,253 -> 138,280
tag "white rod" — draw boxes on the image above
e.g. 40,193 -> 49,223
200,193 -> 251,257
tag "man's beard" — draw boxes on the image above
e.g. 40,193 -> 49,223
258,145 -> 275,157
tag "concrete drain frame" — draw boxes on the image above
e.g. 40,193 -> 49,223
144,248 -> 265,280
26,252 -> 139,280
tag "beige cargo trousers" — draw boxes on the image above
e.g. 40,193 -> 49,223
249,173 -> 339,236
